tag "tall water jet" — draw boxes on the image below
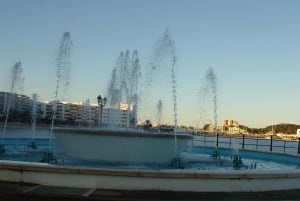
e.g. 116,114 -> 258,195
51,32 -> 72,130
156,100 -> 162,132
1,61 -> 24,153
46,32 -> 72,162
206,67 -> 218,137
54,32 -> 72,100
199,67 -> 218,137
147,29 -> 179,160
107,50 -> 141,128
28,93 -> 38,149
32,93 -> 38,127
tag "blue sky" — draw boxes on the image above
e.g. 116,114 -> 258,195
1,0 -> 300,128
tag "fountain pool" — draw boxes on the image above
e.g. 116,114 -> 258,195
0,128 -> 299,170
1,127 -> 300,192
1,140 -> 300,171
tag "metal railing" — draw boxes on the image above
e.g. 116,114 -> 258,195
192,134 -> 300,155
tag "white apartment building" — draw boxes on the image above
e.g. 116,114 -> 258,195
0,91 -> 135,127
44,101 -> 135,127
102,103 -> 136,128
0,92 -> 31,118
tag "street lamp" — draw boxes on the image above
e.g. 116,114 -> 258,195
97,95 -> 107,127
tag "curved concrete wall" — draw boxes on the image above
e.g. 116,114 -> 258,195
1,161 -> 300,192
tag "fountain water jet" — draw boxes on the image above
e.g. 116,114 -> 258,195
205,67 -> 218,137
199,67 -> 218,136
28,93 -> 38,149
146,29 -> 179,163
199,67 -> 219,157
50,32 -> 72,133
54,32 -> 72,100
1,61 -> 24,153
106,50 -> 140,128
156,100 -> 162,132
46,32 -> 72,163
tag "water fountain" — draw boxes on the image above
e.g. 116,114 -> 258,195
28,93 -> 38,149
54,32 -> 72,100
1,61 -> 24,153
145,29 -> 181,165
106,50 -> 140,128
49,31 -> 72,135
1,29 -> 300,193
199,68 -> 245,168
52,30 -> 193,164
44,32 -> 72,163
230,137 -> 243,168
204,67 -> 218,138
156,100 -> 162,132
199,67 -> 220,158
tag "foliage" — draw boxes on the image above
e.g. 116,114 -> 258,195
244,123 -> 300,135
201,123 -> 300,135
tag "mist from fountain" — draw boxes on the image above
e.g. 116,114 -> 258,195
231,138 -> 240,155
145,29 -> 179,159
106,50 -> 141,129
1,61 -> 24,151
54,32 -> 72,100
50,32 -> 72,149
199,67 -> 218,136
28,93 -> 38,149
156,100 -> 162,132
206,68 -> 218,136
51,32 -> 72,123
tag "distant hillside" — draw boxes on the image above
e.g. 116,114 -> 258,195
240,123 -> 300,134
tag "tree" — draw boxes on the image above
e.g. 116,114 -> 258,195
203,124 -> 211,131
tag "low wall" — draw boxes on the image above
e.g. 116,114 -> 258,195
1,161 -> 300,192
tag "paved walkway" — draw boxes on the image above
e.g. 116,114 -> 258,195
0,181 -> 300,201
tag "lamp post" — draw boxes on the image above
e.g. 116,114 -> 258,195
97,95 -> 107,127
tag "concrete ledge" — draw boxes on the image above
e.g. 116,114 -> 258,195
1,160 -> 300,192
1,160 -> 300,179
53,127 -> 193,139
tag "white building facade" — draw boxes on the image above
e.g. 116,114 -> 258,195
0,91 -> 136,127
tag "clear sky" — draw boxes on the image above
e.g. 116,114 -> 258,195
1,0 -> 300,128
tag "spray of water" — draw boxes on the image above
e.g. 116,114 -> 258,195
50,32 -> 72,149
9,61 -> 24,93
207,67 -> 218,135
83,99 -> 92,128
171,60 -> 178,130
146,29 -> 178,125
28,93 -> 38,149
107,50 -> 141,128
1,61 -> 24,145
199,67 -> 218,135
54,32 -> 72,100
146,28 -> 179,158
156,100 -> 162,132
